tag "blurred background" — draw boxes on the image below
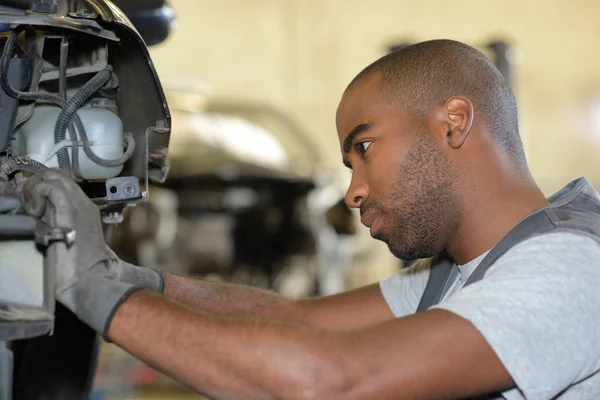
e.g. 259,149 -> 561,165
91,0 -> 600,398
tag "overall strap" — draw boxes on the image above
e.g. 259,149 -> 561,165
464,211 -> 552,286
416,253 -> 457,312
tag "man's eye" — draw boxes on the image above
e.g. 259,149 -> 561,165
355,141 -> 372,154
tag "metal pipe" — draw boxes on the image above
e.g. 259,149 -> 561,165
0,214 -> 36,236
0,341 -> 13,400
0,196 -> 20,213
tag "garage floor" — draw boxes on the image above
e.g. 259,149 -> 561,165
122,388 -> 204,399
92,343 -> 205,399
92,387 -> 204,400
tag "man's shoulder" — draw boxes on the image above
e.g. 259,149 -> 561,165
435,230 -> 600,400
486,230 -> 600,279
500,230 -> 600,259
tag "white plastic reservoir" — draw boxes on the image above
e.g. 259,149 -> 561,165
14,105 -> 125,180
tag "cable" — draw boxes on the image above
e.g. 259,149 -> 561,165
56,34 -> 70,172
0,156 -> 47,180
1,25 -> 64,105
45,139 -> 82,161
60,67 -> 135,168
54,69 -> 111,171
58,34 -> 82,179
44,134 -> 135,168
81,132 -> 136,168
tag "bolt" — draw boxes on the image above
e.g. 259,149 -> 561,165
124,185 -> 135,195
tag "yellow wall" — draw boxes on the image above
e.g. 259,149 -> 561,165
149,0 -> 600,284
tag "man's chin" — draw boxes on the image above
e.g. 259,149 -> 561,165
371,231 -> 386,242
388,246 -> 417,261
372,232 -> 426,260
385,240 -> 430,261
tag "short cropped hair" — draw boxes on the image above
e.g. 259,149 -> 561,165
349,39 -> 525,163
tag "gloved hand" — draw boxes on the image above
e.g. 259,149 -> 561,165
20,169 -> 164,336
106,245 -> 165,294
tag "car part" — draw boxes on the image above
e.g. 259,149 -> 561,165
0,1 -> 172,399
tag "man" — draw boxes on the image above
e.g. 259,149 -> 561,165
21,39 -> 600,399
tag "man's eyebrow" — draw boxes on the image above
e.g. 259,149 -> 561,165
343,158 -> 352,169
343,123 -> 373,153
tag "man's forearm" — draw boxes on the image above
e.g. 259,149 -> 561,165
108,290 -> 351,400
163,273 -> 304,322
162,273 -> 397,333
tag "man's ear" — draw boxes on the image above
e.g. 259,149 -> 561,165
444,96 -> 474,149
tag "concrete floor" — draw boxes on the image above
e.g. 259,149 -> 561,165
94,388 -> 204,400
128,388 -> 204,399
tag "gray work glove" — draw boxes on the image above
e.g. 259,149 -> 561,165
20,169 -> 164,336
105,245 -> 165,294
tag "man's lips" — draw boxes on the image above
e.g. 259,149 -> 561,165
361,210 -> 382,236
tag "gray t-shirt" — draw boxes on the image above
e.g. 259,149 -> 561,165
379,231 -> 600,400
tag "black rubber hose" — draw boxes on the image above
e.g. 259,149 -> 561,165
55,67 -> 134,168
1,26 -> 64,105
56,35 -> 70,171
0,57 -> 30,152
0,156 -> 47,180
58,34 -> 83,178
54,69 -> 111,171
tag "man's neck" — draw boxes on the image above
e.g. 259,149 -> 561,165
446,176 -> 549,265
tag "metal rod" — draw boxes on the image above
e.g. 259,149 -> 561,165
0,342 -> 13,400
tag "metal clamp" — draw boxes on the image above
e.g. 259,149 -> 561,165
34,221 -> 76,248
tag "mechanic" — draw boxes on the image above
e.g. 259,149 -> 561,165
20,39 -> 600,399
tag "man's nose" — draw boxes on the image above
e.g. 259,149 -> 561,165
345,173 -> 369,209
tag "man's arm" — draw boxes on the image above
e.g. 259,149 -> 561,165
19,171 -> 512,398
108,290 -> 512,400
164,273 -> 395,331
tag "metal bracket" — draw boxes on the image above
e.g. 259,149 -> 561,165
90,124 -> 163,224
90,176 -> 143,225
142,125 -> 151,203
104,176 -> 142,202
